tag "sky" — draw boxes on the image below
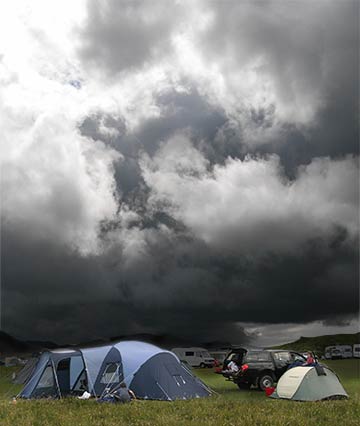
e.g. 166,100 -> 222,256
0,0 -> 359,346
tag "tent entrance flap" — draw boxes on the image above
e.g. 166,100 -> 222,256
55,355 -> 86,396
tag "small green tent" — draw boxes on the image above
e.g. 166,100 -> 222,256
271,366 -> 348,401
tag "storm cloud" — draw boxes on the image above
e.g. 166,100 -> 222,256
0,0 -> 358,344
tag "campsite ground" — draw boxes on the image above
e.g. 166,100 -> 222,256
0,359 -> 359,426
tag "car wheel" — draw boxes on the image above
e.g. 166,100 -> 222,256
200,362 -> 205,368
258,374 -> 274,391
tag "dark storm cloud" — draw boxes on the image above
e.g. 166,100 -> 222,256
1,0 -> 359,345
3,215 -> 358,344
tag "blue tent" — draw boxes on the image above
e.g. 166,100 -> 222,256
19,341 -> 211,401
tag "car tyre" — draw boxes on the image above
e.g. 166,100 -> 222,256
200,362 -> 205,368
258,374 -> 274,391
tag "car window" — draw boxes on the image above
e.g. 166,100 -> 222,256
291,353 -> 306,362
185,351 -> 194,356
244,351 -> 271,362
227,353 -> 242,363
273,352 -> 292,362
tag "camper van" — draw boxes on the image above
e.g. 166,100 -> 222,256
353,344 -> 360,358
172,348 -> 215,368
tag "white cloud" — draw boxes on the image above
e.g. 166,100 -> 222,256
1,1 -> 358,258
0,1 -> 122,255
2,112 -> 121,254
142,135 -> 358,255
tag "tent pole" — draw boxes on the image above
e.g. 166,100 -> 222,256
51,360 -> 62,399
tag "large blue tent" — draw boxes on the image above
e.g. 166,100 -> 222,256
19,341 -> 212,401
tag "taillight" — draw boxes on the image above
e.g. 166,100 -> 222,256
241,364 -> 249,371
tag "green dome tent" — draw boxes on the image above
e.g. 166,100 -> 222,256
271,365 -> 348,401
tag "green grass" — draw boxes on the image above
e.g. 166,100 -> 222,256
0,360 -> 359,426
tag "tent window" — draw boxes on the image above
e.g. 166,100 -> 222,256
100,363 -> 121,384
37,365 -> 55,389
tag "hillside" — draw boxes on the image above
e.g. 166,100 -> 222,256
0,331 -> 58,355
0,331 -> 30,355
271,332 -> 360,355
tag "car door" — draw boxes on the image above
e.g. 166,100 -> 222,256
272,352 -> 293,378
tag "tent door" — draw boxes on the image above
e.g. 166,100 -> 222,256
56,358 -> 71,396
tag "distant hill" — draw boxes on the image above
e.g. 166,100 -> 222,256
271,332 -> 360,355
0,331 -> 58,355
0,331 -> 30,355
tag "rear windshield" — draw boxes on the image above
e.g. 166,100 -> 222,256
227,352 -> 244,363
244,352 -> 272,362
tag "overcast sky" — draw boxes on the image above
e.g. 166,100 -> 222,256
0,0 -> 359,346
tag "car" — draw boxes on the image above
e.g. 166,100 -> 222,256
218,348 -> 306,391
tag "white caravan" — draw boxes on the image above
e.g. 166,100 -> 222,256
353,344 -> 360,358
324,346 -> 336,359
338,345 -> 353,359
325,345 -> 353,359
172,348 -> 215,367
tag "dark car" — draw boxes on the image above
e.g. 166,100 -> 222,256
218,348 -> 306,390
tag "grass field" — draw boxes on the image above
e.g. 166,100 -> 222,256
0,360 -> 358,426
